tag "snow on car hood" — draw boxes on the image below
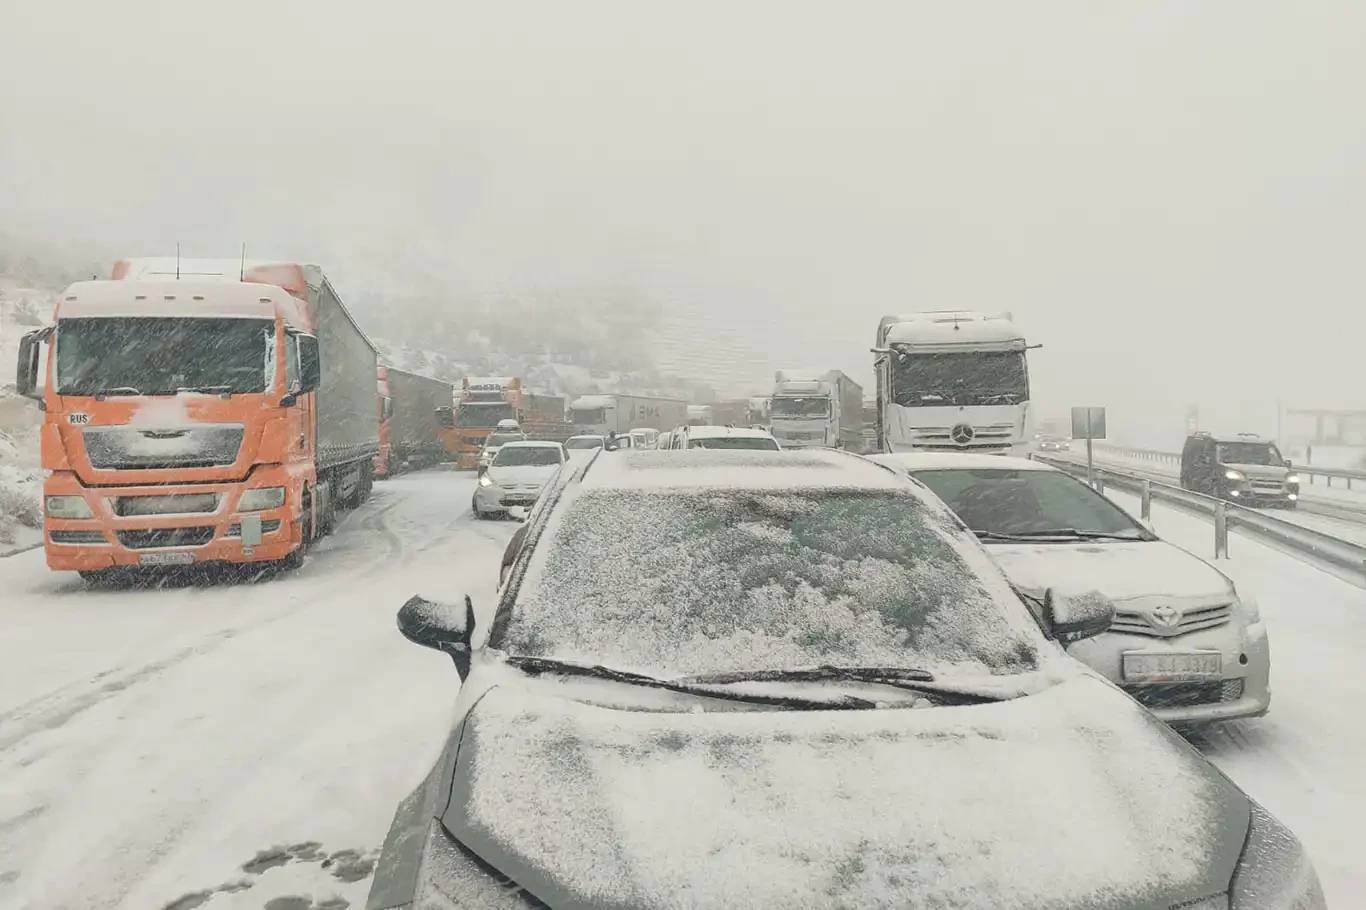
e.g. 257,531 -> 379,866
988,540 -> 1234,605
447,677 -> 1244,909
486,464 -> 559,487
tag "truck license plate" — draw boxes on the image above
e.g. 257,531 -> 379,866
138,551 -> 196,566
1122,651 -> 1222,683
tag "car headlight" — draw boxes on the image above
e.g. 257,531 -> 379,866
1230,802 -> 1326,909
478,473 -> 493,487
237,486 -> 286,511
1225,470 -> 1245,481
1285,474 -> 1300,485
46,495 -> 93,519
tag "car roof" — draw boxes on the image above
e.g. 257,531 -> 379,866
497,440 -> 562,450
685,425 -> 775,439
566,434 -> 605,441
577,448 -> 909,492
867,452 -> 1056,473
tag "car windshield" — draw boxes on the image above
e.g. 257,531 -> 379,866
493,446 -> 562,468
484,432 -> 525,448
912,469 -> 1146,537
771,397 -> 830,418
565,437 -> 604,449
495,488 -> 1043,679
891,351 -> 1028,407
458,403 -> 515,427
1217,442 -> 1284,466
689,436 -> 780,450
55,317 -> 273,395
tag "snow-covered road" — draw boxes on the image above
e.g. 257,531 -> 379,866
2,467 -> 1361,909
0,471 -> 516,910
1106,488 -> 1366,906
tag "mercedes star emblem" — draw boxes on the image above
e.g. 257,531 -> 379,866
950,423 -> 975,446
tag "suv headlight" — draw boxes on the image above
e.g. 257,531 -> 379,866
238,486 -> 286,511
1225,469 -> 1245,481
46,495 -> 93,519
1230,802 -> 1325,909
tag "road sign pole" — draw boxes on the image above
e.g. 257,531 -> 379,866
1140,479 -> 1152,521
1086,412 -> 1095,489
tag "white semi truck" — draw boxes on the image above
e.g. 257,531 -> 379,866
569,394 -> 689,436
872,311 -> 1035,455
769,369 -> 864,449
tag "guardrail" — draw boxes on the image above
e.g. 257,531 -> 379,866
1034,454 -> 1366,590
1094,442 -> 1366,491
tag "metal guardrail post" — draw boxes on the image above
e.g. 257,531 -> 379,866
1140,479 -> 1151,521
1094,474 -> 1105,494
1213,501 -> 1229,559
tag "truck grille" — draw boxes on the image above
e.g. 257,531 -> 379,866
1124,679 -> 1244,709
83,425 -> 245,470
913,423 -> 1017,446
50,529 -> 108,544
113,493 -> 221,516
1250,480 -> 1287,493
116,526 -> 216,549
1110,603 -> 1234,638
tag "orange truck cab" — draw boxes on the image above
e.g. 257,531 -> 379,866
15,258 -> 380,580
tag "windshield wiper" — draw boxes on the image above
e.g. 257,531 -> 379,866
504,656 -> 878,710
146,386 -> 236,397
92,386 -> 142,399
682,665 -> 1009,706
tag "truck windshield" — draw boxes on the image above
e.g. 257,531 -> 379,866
55,317 -> 273,396
571,407 -> 606,425
891,351 -> 1028,407
458,403 -> 514,427
1217,442 -> 1284,466
771,397 -> 830,418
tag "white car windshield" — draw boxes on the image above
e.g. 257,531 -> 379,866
913,469 -> 1148,538
493,446 -> 563,468
496,488 -> 1044,678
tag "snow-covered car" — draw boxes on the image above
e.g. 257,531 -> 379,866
668,424 -> 781,451
370,449 -> 1322,910
871,452 -> 1272,726
476,429 -> 528,472
563,434 -> 606,451
472,441 -> 566,519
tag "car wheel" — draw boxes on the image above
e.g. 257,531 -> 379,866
472,498 -> 487,520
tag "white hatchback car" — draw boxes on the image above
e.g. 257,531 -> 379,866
473,441 -> 567,519
870,452 -> 1271,726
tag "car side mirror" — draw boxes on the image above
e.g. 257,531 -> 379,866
397,594 -> 477,679
1043,588 -> 1114,645
297,333 -> 321,394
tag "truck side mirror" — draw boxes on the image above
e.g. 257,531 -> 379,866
297,334 -> 321,393
16,328 -> 50,401
436,407 -> 455,429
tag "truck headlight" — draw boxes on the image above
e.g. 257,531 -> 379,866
1225,470 -> 1245,481
46,495 -> 93,519
1230,802 -> 1325,909
238,486 -> 286,511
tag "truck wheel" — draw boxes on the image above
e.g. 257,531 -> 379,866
79,569 -> 116,587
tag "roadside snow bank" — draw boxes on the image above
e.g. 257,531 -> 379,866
0,425 -> 42,552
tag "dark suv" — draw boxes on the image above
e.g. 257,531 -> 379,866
1180,432 -> 1300,508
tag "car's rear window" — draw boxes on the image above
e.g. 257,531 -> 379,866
497,488 -> 1042,678
688,436 -> 780,451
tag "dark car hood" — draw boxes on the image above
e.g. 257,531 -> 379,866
445,676 -> 1246,909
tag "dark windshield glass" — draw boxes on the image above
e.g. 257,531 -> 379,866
913,469 -> 1143,536
891,351 -> 1028,407
484,432 -> 526,448
689,436 -> 780,450
493,446 -> 563,467
498,489 -> 1041,677
565,437 -> 604,449
572,407 -> 605,425
458,403 -> 515,427
771,397 -> 830,417
56,317 -> 272,395
1217,442 -> 1283,466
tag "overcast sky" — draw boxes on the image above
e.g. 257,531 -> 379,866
3,1 -> 1363,443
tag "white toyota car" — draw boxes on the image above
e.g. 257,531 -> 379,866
870,452 -> 1271,726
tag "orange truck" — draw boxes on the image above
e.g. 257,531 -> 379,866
376,365 -> 452,476
14,258 -> 380,580
437,377 -> 569,468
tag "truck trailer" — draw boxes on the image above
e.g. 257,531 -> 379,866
569,394 -> 689,436
15,258 -> 379,579
769,369 -> 864,450
377,365 -> 452,476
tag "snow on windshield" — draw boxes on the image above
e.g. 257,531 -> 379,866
494,445 -> 563,468
458,679 -> 1222,909
499,487 -> 1045,678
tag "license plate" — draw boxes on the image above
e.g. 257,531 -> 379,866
1122,651 -> 1222,683
503,494 -> 537,503
138,551 -> 196,566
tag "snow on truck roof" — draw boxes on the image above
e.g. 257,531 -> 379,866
57,280 -> 298,321
571,395 -> 613,408
579,448 -> 909,493
686,425 -> 774,440
882,313 -> 1025,346
868,453 -> 1055,473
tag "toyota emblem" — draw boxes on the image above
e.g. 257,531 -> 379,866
1149,604 -> 1182,630
950,423 -> 975,446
